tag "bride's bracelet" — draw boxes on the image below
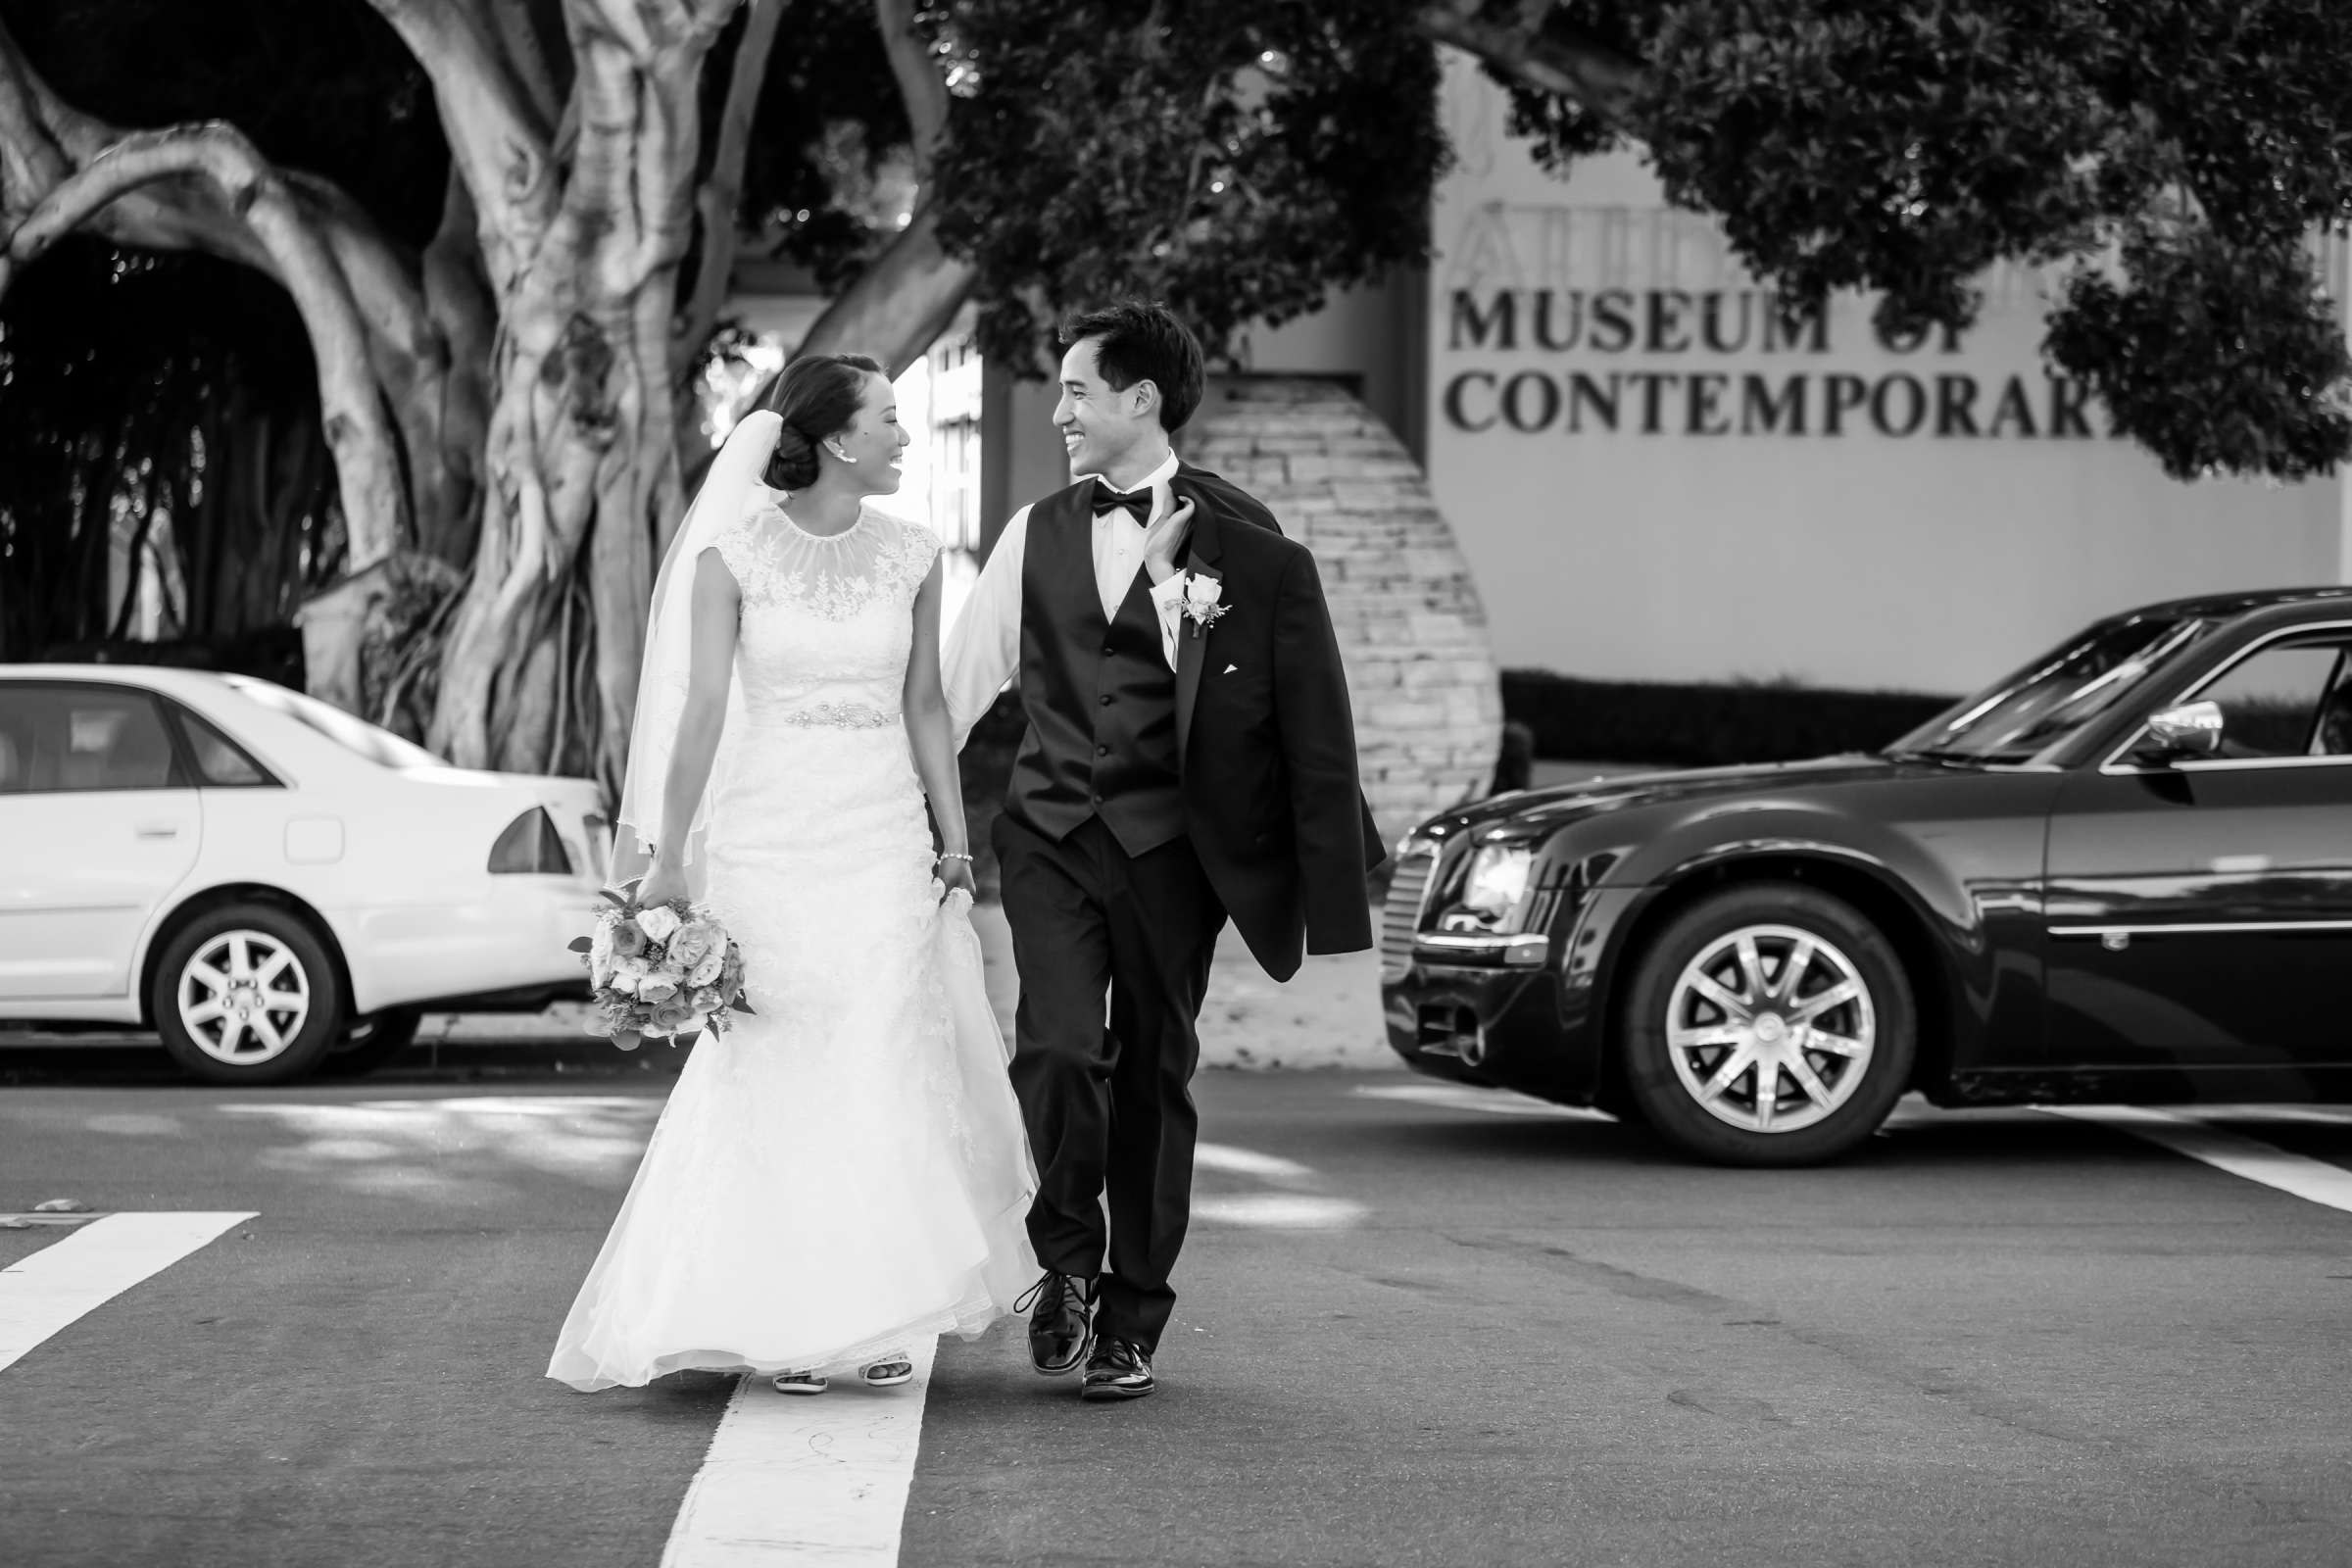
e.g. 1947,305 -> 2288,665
939,851 -> 973,861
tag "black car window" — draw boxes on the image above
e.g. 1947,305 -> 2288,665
2190,636 -> 2352,760
173,705 -> 279,787
2319,657 -> 2352,757
1890,616 -> 2205,763
0,685 -> 182,794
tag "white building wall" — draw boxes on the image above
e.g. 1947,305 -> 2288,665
1425,53 -> 2343,695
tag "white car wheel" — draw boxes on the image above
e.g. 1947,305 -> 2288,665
150,903 -> 345,1085
1623,883 -> 1916,1166
177,929 -> 313,1066
1664,923 -> 1878,1136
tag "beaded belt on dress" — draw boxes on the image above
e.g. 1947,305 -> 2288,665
758,701 -> 899,730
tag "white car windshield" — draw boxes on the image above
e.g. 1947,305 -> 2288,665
223,676 -> 446,770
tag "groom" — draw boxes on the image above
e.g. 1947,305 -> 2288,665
943,300 -> 1381,1402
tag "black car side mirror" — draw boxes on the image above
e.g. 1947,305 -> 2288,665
2134,700 -> 2225,764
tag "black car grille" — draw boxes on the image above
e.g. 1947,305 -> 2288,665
1380,845 -> 1439,981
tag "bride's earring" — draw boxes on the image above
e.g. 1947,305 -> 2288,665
829,443 -> 858,465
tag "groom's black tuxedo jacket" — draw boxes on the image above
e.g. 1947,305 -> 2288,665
1128,462 -> 1383,979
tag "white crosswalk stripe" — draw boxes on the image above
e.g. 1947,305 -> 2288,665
1352,1083 -> 1610,1119
2043,1106 -> 2352,1217
0,1211 -> 256,1376
657,1130 -> 1363,1564
662,1341 -> 938,1567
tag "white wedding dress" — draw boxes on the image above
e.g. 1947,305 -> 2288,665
548,490 -> 1037,1393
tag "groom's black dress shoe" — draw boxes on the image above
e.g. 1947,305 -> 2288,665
1080,1337 -> 1155,1401
1017,1271 -> 1095,1375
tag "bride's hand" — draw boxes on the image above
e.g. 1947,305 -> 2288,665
635,860 -> 690,908
937,856 -> 977,901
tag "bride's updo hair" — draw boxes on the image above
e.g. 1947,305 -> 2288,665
760,352 -> 886,491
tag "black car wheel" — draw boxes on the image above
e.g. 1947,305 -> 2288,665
150,903 -> 346,1086
318,1006 -> 425,1078
1621,883 -> 1914,1166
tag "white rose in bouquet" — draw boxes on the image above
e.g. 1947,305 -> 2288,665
579,893 -> 754,1052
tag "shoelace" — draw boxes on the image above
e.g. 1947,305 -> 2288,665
1014,1270 -> 1088,1317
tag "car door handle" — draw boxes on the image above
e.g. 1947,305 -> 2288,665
134,823 -> 181,839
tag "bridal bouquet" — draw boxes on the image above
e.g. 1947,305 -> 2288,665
570,886 -> 753,1050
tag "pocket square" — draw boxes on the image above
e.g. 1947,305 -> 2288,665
1222,663 -> 1238,674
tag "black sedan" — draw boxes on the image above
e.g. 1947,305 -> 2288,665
1384,587 -> 2352,1165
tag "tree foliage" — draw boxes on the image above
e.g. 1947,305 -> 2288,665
1472,0 -> 2352,479
930,0 -> 1446,370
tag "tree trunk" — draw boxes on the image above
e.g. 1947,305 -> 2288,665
425,24 -> 710,792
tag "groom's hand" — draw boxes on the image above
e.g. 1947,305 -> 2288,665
1143,499 -> 1196,586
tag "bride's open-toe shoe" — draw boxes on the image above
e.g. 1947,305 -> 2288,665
771,1369 -> 828,1396
858,1352 -> 914,1389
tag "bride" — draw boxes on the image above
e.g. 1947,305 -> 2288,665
547,353 -> 1036,1395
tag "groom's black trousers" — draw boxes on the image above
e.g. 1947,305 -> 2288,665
994,811 -> 1226,1354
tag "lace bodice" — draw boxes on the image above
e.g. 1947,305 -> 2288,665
707,492 -> 940,726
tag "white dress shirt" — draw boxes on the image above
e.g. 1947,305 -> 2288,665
942,451 -> 1193,746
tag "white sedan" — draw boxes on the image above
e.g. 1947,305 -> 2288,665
0,665 -> 606,1083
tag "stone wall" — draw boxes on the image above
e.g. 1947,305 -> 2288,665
1181,377 -> 1504,846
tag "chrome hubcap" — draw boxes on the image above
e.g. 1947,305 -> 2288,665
1665,923 -> 1876,1134
178,930 -> 311,1065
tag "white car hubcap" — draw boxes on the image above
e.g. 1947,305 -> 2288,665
1665,923 -> 1877,1134
178,930 -> 312,1065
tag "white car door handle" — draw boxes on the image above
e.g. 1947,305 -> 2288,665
134,823 -> 181,839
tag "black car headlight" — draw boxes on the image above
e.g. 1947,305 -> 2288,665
1436,844 -> 1538,934
1410,839 -> 1556,969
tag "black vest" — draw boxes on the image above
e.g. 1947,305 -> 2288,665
1004,482 -> 1186,857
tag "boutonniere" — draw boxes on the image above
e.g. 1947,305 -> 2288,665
1179,570 -> 1228,637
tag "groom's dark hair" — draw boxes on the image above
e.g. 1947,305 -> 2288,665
1061,301 -> 1205,433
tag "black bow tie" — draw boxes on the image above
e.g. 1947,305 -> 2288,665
1088,479 -> 1149,524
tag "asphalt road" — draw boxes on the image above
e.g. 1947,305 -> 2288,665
4,1061 -> 2351,1568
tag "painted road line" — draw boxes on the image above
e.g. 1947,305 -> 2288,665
2044,1106 -> 2352,1217
1192,1193 -> 1367,1229
1192,1142 -> 1367,1229
662,1338 -> 937,1567
1353,1083 -> 1610,1119
1195,1142 -> 1316,1183
2194,1103 -> 2352,1130
0,1211 -> 256,1376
